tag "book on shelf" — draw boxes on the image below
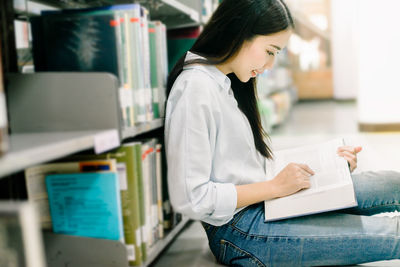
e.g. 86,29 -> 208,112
160,140 -> 173,230
45,172 -> 125,241
31,8 -> 132,128
264,138 -> 358,222
31,3 -> 168,127
24,159 -> 117,229
146,139 -> 163,242
141,140 -> 155,248
0,202 -> 46,267
155,144 -> 165,239
154,21 -> 168,118
132,141 -> 148,261
62,139 -> 167,264
63,143 -> 145,266
0,41 -> 9,157
140,7 -> 154,122
148,21 -> 160,119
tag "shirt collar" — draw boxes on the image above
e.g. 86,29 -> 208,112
183,51 -> 232,95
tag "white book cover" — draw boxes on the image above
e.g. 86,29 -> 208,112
264,138 -> 358,221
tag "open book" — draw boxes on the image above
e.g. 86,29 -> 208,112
264,138 -> 358,221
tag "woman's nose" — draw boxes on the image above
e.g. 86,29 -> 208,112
263,59 -> 275,70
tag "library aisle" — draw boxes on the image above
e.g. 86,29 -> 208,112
152,100 -> 400,267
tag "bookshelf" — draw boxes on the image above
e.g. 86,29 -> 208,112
0,130 -> 117,178
0,0 -> 209,266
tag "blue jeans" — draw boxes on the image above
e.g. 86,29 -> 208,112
202,171 -> 400,266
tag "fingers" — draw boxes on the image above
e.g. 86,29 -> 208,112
337,146 -> 362,155
298,163 -> 315,176
337,150 -> 357,172
296,164 -> 313,189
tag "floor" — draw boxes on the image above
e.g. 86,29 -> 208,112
152,100 -> 400,267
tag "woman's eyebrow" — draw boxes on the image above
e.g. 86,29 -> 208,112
270,44 -> 282,50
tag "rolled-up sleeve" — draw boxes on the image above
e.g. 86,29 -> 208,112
165,72 -> 237,226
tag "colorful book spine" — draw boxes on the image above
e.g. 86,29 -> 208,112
59,143 -> 145,266
148,21 -> 160,119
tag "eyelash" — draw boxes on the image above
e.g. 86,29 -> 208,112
267,50 -> 275,56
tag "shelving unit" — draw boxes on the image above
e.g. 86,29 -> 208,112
42,216 -> 189,267
0,0 -> 203,266
14,0 -> 202,29
0,130 -> 116,178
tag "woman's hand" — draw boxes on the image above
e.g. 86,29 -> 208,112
337,146 -> 362,173
270,163 -> 315,198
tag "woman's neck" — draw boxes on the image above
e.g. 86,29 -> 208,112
216,62 -> 233,75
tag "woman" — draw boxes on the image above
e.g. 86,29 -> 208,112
164,0 -> 400,265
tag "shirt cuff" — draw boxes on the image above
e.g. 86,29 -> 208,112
212,182 -> 237,220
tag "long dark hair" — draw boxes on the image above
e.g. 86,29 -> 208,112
166,0 -> 294,159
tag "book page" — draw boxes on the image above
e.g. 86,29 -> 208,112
266,138 -> 351,198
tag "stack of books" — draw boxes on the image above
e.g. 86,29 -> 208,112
31,4 -> 169,128
25,138 -> 178,266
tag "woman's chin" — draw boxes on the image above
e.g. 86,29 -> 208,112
237,75 -> 252,83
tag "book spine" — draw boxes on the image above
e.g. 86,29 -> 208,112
115,146 -> 143,266
122,10 -> 136,127
140,7 -> 154,122
155,21 -> 168,118
111,12 -> 130,128
149,140 -> 159,243
148,21 -> 160,119
141,144 -> 154,248
155,144 -> 164,239
134,143 -> 147,261
0,40 -> 9,156
130,6 -> 147,124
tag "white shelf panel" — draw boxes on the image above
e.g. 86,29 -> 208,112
0,130 -> 119,178
122,119 -> 164,140
144,216 -> 190,266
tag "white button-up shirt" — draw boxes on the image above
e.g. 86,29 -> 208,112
165,52 -> 267,226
